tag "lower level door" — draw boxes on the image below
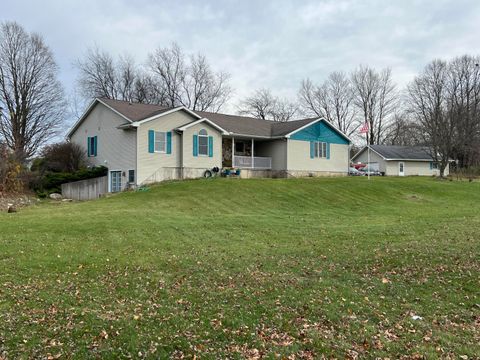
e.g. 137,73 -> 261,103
111,171 -> 122,192
398,162 -> 405,176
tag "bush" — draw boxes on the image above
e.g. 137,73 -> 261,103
34,142 -> 88,173
31,166 -> 108,195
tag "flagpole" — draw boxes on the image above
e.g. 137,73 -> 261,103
367,130 -> 370,181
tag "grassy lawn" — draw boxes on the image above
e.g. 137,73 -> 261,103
0,177 -> 479,359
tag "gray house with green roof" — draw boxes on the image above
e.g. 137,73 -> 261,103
67,98 -> 352,192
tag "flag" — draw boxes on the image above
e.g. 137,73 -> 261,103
360,122 -> 369,134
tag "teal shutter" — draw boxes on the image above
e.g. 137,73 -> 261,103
310,141 -> 315,159
326,142 -> 330,159
166,131 -> 172,154
93,136 -> 98,157
87,137 -> 91,157
430,162 -> 433,170
193,135 -> 198,157
148,130 -> 155,153
208,136 -> 213,157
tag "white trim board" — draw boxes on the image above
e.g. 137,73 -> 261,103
176,117 -> 229,135
131,106 -> 202,127
284,118 -> 352,143
351,146 -> 434,162
67,98 -> 133,139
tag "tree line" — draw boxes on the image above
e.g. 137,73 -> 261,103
1,21 -> 480,177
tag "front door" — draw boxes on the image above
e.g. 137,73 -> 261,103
398,162 -> 405,176
111,171 -> 122,192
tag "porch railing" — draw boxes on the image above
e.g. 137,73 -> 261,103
234,155 -> 272,169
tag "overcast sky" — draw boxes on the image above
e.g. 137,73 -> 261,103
3,0 -> 480,115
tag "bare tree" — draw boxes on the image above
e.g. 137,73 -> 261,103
238,88 -> 297,121
299,72 -> 359,136
77,47 -> 118,100
407,60 -> 454,177
383,112 -> 423,146
447,55 -> 480,168
76,47 -> 166,104
351,65 -> 397,144
148,43 -> 231,112
0,21 -> 65,162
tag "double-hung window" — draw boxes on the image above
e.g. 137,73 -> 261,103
154,131 -> 166,153
314,141 -> 327,158
128,170 -> 135,183
198,129 -> 209,156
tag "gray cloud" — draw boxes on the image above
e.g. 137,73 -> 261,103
2,0 -> 480,115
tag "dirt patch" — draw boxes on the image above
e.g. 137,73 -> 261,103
0,193 -> 36,211
406,194 -> 422,201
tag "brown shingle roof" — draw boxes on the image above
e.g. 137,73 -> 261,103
95,98 -> 331,138
100,98 -> 172,122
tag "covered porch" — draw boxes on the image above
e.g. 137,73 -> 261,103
222,137 -> 272,170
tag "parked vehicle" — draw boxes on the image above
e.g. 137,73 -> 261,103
352,163 -> 366,170
349,167 -> 364,176
359,165 -> 382,176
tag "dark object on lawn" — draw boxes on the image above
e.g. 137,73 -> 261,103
204,167 -> 220,178
204,169 -> 213,178
7,205 -> 16,213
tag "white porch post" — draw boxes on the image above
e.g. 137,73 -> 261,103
232,137 -> 235,168
251,138 -> 254,169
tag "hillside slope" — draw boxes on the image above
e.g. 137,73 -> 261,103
0,177 -> 479,358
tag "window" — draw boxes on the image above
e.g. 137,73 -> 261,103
128,170 -> 135,183
314,141 -> 327,158
198,129 -> 208,156
432,162 -> 439,169
154,131 -> 166,153
87,136 -> 96,157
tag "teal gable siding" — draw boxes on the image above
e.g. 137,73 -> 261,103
290,121 -> 350,145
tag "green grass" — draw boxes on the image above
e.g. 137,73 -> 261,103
0,177 -> 479,359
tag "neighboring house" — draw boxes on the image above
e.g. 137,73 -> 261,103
351,145 -> 449,176
67,98 -> 351,192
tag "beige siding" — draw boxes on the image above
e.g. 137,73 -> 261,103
182,122 -> 222,169
387,160 -> 449,176
352,149 -> 386,172
136,111 -> 222,185
254,139 -> 288,170
70,103 -> 136,190
286,139 -> 349,173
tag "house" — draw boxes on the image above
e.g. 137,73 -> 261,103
351,145 -> 449,176
67,98 -> 352,192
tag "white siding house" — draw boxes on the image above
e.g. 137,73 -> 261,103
68,98 -> 352,192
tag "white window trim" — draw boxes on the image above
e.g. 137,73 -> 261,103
109,170 -> 123,193
198,129 -> 209,157
314,141 -> 327,159
154,131 -> 167,153
128,169 -> 135,183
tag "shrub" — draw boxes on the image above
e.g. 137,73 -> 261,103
31,166 -> 108,195
34,142 -> 88,173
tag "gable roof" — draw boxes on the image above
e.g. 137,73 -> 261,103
67,98 -> 350,141
353,145 -> 434,161
100,98 -> 172,122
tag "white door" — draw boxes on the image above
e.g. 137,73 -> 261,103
111,171 -> 122,192
398,162 -> 405,176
